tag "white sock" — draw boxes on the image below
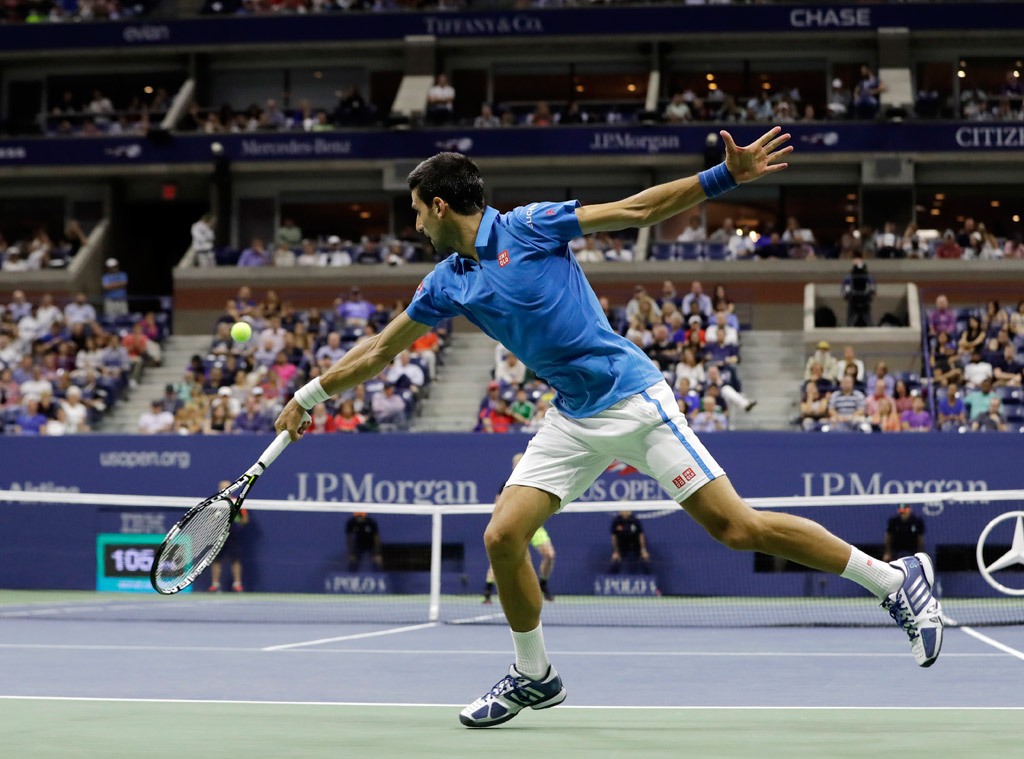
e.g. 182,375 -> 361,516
510,623 -> 550,679
841,547 -> 903,598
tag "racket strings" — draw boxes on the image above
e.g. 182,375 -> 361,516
153,497 -> 235,591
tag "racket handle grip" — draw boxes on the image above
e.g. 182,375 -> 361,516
249,412 -> 311,475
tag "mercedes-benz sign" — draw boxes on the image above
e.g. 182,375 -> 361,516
976,511 -> 1024,596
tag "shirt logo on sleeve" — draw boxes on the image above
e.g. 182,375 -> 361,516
416,281 -> 424,293
545,209 -> 556,215
498,249 -> 510,267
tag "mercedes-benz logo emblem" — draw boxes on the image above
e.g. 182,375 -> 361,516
976,511 -> 1024,596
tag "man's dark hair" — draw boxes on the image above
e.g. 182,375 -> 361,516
407,152 -> 486,215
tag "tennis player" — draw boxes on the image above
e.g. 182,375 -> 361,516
276,128 -> 942,727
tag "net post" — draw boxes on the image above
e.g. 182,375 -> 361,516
428,510 -> 442,622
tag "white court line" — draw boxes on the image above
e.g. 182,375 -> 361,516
959,626 -> 1024,662
260,622 -> 438,651
1,695 -> 1022,710
0,642 -> 1002,658
0,643 -> 257,653
449,612 -> 505,624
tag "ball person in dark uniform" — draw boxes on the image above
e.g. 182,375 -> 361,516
609,510 -> 652,574
883,504 -> 925,562
346,511 -> 383,572
209,479 -> 250,592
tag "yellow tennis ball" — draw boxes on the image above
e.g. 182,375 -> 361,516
230,321 -> 252,342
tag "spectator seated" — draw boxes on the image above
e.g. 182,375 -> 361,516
1,291 -> 169,434
185,289 -> 447,435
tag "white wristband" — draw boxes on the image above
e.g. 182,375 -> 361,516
294,377 -> 331,410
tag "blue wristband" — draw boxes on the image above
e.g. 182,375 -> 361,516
698,162 -> 738,199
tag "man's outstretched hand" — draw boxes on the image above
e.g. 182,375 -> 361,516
721,126 -> 793,184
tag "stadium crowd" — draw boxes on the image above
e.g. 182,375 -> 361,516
194,213 -> 641,268
0,220 -> 90,271
653,214 -> 1024,262
45,88 -> 169,138
182,68 -> 876,137
192,215 -> 438,268
476,279 -> 754,434
149,286 -> 447,435
0,290 -> 167,434
209,210 -> 1024,271
2,0 -> 157,23
799,296 -> 1024,433
958,70 -> 1024,121
195,210 -> 1024,270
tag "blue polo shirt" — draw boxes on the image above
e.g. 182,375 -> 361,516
407,202 -> 662,418
102,271 -> 128,300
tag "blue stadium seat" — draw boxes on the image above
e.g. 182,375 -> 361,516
704,242 -> 728,260
1006,406 -> 1024,422
996,387 -> 1023,404
650,243 -> 675,261
216,248 -> 240,266
679,243 -> 703,261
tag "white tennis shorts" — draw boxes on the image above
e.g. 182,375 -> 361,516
506,381 -> 726,509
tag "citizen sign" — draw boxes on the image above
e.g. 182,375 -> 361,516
955,126 -> 1024,148
789,8 -> 871,28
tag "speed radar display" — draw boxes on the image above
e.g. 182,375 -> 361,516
96,533 -> 193,593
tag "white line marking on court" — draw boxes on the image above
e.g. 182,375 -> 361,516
0,642 -> 1001,658
260,622 -> 438,651
1,695 -> 1022,710
449,612 -> 505,624
0,643 -> 258,653
959,626 -> 1024,662
293,649 -> 995,658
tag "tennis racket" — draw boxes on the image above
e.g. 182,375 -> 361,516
151,418 -> 308,595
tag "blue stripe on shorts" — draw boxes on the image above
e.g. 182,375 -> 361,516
640,390 -> 715,480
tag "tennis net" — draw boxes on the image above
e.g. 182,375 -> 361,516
2,488 -> 1023,627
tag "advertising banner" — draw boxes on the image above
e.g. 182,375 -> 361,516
0,5 -> 1017,54
2,123 -> 1024,170
1,433 -> 1020,595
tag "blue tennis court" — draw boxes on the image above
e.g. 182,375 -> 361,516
3,600 -> 1023,758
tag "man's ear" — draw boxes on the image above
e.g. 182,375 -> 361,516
433,197 -> 447,218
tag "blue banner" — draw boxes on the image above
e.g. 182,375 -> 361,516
1,433 -> 1021,597
0,5 -> 1019,53
1,123 -> 1022,170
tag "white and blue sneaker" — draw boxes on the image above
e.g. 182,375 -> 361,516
882,552 -> 943,667
459,664 -> 567,727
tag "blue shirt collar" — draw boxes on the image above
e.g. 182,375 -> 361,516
474,207 -> 499,253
